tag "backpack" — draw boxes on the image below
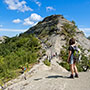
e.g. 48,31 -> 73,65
71,46 -> 81,62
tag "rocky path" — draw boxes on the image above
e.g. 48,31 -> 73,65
4,58 -> 90,90
64,72 -> 90,90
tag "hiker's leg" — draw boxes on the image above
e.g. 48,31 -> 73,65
73,63 -> 78,74
69,55 -> 74,78
69,64 -> 74,78
73,63 -> 79,78
70,64 -> 74,75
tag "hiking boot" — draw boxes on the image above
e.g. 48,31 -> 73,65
69,74 -> 74,79
75,73 -> 79,78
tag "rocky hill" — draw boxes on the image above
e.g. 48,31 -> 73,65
1,15 -> 90,90
24,15 -> 90,56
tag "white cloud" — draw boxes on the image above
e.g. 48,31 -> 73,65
12,19 -> 21,23
79,28 -> 90,37
0,28 -> 26,32
5,0 -> 33,12
0,25 -> 3,28
32,0 -> 41,7
30,13 -> 43,21
23,18 -> 34,26
35,1 -> 41,7
23,13 -> 43,26
79,28 -> 90,31
78,25 -> 85,28
46,6 -> 56,11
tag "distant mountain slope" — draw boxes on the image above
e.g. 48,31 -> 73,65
87,36 -> 90,40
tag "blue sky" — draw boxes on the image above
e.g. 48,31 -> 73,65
0,0 -> 90,37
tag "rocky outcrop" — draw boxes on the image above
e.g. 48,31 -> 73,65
0,36 -> 7,43
0,36 -> 4,43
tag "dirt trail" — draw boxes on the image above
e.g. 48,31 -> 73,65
5,58 -> 90,90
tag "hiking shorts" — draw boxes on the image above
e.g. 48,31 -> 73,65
69,54 -> 74,64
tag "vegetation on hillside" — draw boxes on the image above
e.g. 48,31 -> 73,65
0,34 -> 41,85
43,59 -> 51,66
60,23 -> 76,38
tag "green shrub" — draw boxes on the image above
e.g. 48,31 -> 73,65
60,49 -> 68,61
43,59 -> 51,66
0,34 -> 41,83
71,20 -> 76,25
76,63 -> 83,72
61,23 -> 76,39
59,62 -> 70,71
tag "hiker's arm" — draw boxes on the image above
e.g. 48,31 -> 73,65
67,51 -> 72,63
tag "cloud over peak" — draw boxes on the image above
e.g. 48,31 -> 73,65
30,13 -> 43,21
23,13 -> 43,26
23,18 -> 34,26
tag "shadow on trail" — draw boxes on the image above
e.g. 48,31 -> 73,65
34,75 -> 72,81
46,75 -> 63,78
46,75 -> 72,79
34,78 -> 43,81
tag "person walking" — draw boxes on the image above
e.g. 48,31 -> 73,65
67,38 -> 79,78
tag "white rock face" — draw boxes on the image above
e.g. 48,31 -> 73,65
75,33 -> 90,49
46,35 -> 65,56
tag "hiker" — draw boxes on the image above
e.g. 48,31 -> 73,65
67,38 -> 79,78
55,52 -> 57,56
49,55 -> 51,62
21,67 -> 27,80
